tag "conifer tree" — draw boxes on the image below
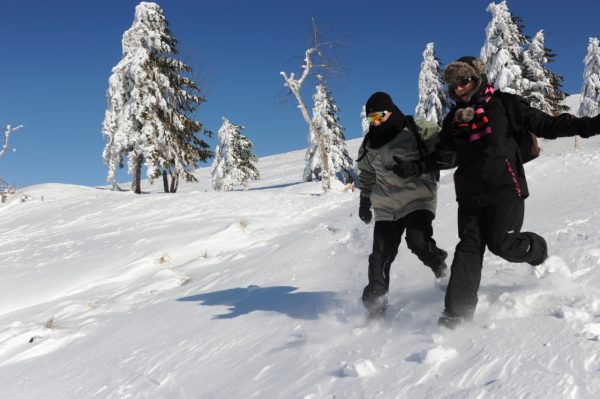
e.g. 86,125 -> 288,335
480,1 -> 528,94
522,30 -> 568,115
521,30 -> 554,114
548,68 -> 569,116
303,78 -> 354,184
211,118 -> 259,191
579,37 -> 600,118
415,42 -> 446,126
102,2 -> 211,194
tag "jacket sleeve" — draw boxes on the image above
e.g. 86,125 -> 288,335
426,113 -> 457,171
416,119 -> 441,154
519,98 -> 600,139
357,142 -> 376,200
412,117 -> 456,172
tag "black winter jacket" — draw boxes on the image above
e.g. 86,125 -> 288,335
436,88 -> 600,207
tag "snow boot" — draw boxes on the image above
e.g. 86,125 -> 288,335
438,312 -> 463,329
527,238 -> 548,266
428,248 -> 449,278
430,261 -> 449,279
362,288 -> 388,319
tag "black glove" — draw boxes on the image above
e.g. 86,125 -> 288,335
358,197 -> 372,224
389,156 -> 424,178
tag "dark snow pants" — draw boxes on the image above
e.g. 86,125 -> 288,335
444,198 -> 547,319
362,210 -> 447,310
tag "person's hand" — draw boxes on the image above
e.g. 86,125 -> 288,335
359,197 -> 372,224
389,156 -> 423,178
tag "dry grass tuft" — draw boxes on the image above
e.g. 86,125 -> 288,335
44,316 -> 55,330
158,255 -> 171,264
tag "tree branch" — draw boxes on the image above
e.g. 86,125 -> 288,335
0,124 -> 23,159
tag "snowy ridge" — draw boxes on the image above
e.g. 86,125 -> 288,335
2,136 -> 600,397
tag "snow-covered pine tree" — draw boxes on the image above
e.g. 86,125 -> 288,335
211,118 -> 259,191
415,42 -> 446,126
480,1 -> 528,94
521,30 -> 554,114
360,105 -> 369,137
303,77 -> 354,184
102,2 -> 211,194
579,37 -> 600,118
522,30 -> 569,115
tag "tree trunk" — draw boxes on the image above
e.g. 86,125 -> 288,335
170,172 -> 179,193
132,155 -> 142,194
162,171 -> 169,193
292,88 -> 331,194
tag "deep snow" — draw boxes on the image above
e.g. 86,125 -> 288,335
2,102 -> 600,398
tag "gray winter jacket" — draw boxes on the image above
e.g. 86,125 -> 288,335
358,119 -> 440,221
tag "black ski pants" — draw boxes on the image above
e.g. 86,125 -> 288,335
444,198 -> 547,319
362,210 -> 446,306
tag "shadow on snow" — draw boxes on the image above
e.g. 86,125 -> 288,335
178,285 -> 340,320
248,181 -> 306,191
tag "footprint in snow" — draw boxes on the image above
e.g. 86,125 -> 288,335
533,256 -> 571,279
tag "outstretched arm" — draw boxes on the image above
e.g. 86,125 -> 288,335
519,99 -> 600,139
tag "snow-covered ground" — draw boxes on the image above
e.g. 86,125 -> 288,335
3,103 -> 600,398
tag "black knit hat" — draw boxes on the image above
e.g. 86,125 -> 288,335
366,92 -> 394,114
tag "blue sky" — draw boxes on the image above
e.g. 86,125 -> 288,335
1,0 -> 598,188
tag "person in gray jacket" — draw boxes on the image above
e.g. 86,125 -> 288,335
357,92 -> 448,318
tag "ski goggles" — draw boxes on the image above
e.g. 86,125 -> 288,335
367,111 -> 390,124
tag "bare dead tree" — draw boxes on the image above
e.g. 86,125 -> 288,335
1,124 -> 23,202
280,18 -> 340,194
0,124 -> 23,159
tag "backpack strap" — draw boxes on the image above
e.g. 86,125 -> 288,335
405,115 -> 429,157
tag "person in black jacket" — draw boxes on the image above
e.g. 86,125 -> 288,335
391,56 -> 600,328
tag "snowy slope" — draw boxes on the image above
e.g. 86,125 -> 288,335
2,134 -> 600,398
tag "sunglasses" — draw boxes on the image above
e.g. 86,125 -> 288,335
449,77 -> 473,89
367,111 -> 390,124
